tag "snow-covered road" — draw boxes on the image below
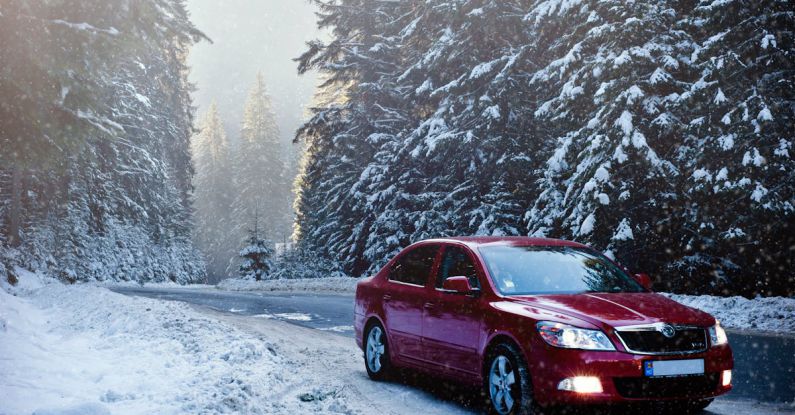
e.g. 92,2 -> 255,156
112,286 -> 356,336
2,282 -> 794,414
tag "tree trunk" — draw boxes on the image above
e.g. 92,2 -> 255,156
8,161 -> 22,247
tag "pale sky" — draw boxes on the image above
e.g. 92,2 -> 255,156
186,0 -> 322,150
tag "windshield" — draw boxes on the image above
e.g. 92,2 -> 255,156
479,246 -> 644,295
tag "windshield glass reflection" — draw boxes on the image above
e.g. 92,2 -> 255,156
479,246 -> 644,295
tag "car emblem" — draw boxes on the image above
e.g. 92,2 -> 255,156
659,324 -> 676,338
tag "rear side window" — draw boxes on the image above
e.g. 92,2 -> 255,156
389,245 -> 439,286
437,245 -> 480,289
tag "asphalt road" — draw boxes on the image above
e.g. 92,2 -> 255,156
112,286 -> 795,407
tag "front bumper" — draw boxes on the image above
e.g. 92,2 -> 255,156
531,344 -> 733,406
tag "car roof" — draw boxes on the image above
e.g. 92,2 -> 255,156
415,236 -> 588,249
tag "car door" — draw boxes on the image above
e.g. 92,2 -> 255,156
422,244 -> 484,377
383,244 -> 440,363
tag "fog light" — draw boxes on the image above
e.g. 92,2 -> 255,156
557,376 -> 603,393
722,370 -> 732,387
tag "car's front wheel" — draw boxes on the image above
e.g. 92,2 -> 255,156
484,343 -> 537,415
364,323 -> 391,380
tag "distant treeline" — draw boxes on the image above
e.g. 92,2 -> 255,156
191,74 -> 293,280
0,0 -> 207,283
294,0 -> 794,297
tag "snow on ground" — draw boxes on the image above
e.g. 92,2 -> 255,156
216,276 -> 358,294
0,283 -> 290,414
663,293 -> 795,333
251,312 -> 314,321
0,273 -> 462,415
1,283 -> 320,413
100,280 -> 215,290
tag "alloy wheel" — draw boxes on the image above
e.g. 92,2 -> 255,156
489,355 -> 517,414
366,325 -> 385,373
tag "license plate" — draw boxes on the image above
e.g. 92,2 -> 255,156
643,359 -> 704,377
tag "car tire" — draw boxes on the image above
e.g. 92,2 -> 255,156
364,322 -> 391,380
484,343 -> 537,415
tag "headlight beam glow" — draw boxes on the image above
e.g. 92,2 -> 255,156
722,370 -> 732,387
709,321 -> 729,347
557,376 -> 604,393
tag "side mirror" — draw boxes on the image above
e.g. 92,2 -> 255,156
633,273 -> 652,291
442,276 -> 479,295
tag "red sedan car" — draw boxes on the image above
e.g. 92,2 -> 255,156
354,237 -> 733,414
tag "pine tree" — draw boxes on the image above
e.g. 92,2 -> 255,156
524,1 -> 695,281
1,0 -> 207,284
296,0 -> 565,275
294,0 -> 410,275
294,0 -> 794,296
238,212 -> 274,281
350,1 -> 538,273
192,103 -> 236,278
673,0 -> 795,296
0,0 -> 125,247
231,73 -> 289,272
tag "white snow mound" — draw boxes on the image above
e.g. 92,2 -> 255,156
663,293 -> 795,333
217,276 -> 358,294
0,283 -> 355,414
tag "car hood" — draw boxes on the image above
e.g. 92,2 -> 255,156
507,292 -> 716,329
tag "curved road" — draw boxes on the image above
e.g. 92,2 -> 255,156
112,286 -> 795,410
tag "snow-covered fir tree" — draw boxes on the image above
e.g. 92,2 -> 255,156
192,103 -> 236,278
295,0 -> 794,296
0,0 -> 207,283
294,0 -> 410,275
231,73 -> 290,272
673,0 -> 795,296
238,213 -> 274,281
524,0 -> 694,286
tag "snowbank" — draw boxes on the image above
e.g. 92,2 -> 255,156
0,277 -> 351,414
216,276 -> 359,294
99,280 -> 215,290
664,293 -> 795,333
1,272 -> 469,415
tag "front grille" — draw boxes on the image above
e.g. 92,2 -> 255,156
615,326 -> 707,354
614,373 -> 720,399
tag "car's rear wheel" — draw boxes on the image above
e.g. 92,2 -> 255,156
484,343 -> 536,415
364,323 -> 391,380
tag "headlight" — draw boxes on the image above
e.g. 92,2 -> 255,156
708,321 -> 728,346
536,321 -> 616,351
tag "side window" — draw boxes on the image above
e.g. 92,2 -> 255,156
389,245 -> 439,286
437,245 -> 480,289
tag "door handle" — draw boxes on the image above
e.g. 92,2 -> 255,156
382,294 -> 392,302
423,302 -> 435,309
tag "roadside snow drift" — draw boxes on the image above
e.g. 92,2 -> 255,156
216,276 -> 358,294
1,274 -> 474,415
664,293 -> 795,333
0,281 -> 344,414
